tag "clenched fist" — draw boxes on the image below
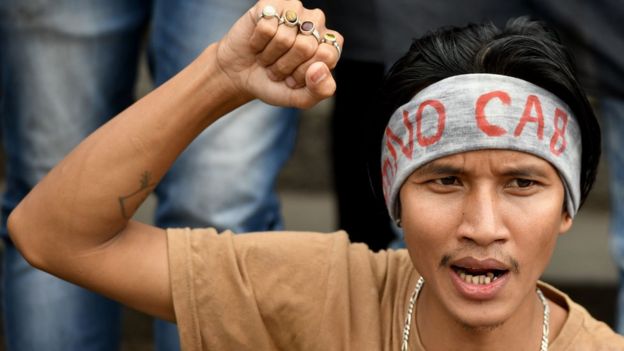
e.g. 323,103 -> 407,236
215,0 -> 343,109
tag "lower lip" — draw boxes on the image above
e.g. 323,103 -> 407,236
450,269 -> 510,301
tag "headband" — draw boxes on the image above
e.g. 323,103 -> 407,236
381,74 -> 582,223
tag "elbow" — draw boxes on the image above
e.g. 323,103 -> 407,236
7,203 -> 47,270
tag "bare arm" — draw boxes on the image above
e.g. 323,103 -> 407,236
7,0 -> 341,322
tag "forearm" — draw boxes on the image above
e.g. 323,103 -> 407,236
7,0 -> 340,319
8,44 -> 248,264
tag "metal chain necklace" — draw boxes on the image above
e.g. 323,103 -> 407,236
401,277 -> 550,351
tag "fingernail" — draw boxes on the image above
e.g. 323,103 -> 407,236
286,76 -> 297,88
311,68 -> 328,84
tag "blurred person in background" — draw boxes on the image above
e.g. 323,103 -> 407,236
530,0 -> 624,334
0,0 -> 297,349
323,0 -> 391,251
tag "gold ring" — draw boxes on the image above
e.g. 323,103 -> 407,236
322,32 -> 341,57
282,10 -> 299,27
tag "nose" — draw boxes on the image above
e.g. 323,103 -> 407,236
456,186 -> 510,247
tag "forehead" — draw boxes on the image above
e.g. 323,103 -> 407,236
410,150 -> 559,177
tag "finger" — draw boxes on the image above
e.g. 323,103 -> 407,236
257,4 -> 304,67
289,61 -> 336,109
249,2 -> 283,53
267,8 -> 324,81
288,30 -> 343,87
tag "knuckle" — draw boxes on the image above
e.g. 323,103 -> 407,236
249,40 -> 264,52
294,39 -> 316,58
273,60 -> 293,75
273,32 -> 294,51
293,71 -> 306,86
256,22 -> 276,41
316,48 -> 333,63
310,8 -> 325,20
292,67 -> 306,83
257,53 -> 273,66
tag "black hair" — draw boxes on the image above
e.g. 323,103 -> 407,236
379,17 -> 601,209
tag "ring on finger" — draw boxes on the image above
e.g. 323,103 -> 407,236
299,20 -> 316,35
281,10 -> 299,27
258,5 -> 281,21
311,29 -> 321,43
322,33 -> 341,58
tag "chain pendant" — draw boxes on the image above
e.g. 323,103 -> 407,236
400,277 -> 549,351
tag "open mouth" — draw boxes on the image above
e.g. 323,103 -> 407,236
451,266 -> 509,285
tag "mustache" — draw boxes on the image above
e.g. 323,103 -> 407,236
439,246 -> 520,274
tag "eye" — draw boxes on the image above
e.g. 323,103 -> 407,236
509,178 -> 535,188
433,176 -> 460,186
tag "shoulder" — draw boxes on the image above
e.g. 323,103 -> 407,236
567,301 -> 624,350
569,299 -> 624,350
166,227 -> 350,256
167,227 -> 411,263
165,228 -> 416,349
166,227 -> 414,290
542,281 -> 624,350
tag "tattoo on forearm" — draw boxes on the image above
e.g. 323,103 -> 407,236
118,171 -> 156,219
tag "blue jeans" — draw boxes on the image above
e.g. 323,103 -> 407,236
603,98 -> 624,334
0,0 -> 298,350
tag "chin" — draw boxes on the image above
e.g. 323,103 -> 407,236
458,317 -> 506,332
449,303 -> 510,332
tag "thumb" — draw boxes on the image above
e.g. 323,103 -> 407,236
293,62 -> 336,108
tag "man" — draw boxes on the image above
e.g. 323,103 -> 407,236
7,0 -> 624,349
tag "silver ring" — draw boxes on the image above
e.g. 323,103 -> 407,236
299,20 -> 315,35
311,29 -> 321,43
322,32 -> 341,58
258,5 -> 281,21
281,10 -> 299,27
332,42 -> 342,58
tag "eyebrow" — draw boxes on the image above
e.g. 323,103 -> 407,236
411,162 -> 463,177
412,161 -> 551,178
498,165 -> 550,179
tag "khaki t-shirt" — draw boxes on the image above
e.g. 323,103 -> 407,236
167,228 -> 624,350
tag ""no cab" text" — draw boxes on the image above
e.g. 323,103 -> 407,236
382,90 -> 571,195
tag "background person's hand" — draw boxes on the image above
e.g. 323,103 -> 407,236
215,0 -> 343,109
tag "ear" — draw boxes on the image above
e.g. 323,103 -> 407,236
558,211 -> 573,235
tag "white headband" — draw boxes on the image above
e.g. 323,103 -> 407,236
381,74 -> 582,223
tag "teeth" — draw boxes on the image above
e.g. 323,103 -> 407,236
456,268 -> 499,285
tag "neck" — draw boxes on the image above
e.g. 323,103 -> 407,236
416,284 -> 545,351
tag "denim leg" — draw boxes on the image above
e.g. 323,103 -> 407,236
2,243 -> 122,351
602,97 -> 624,334
153,102 -> 298,232
150,0 -> 299,232
148,1 -> 298,348
0,0 -> 149,349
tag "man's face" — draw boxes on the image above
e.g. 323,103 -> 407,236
399,149 -> 572,329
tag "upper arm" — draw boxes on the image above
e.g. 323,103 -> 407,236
21,219 -> 175,322
77,220 -> 175,321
